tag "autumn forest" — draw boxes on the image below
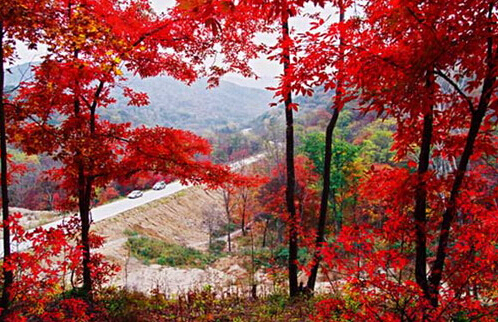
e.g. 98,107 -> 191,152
0,0 -> 497,321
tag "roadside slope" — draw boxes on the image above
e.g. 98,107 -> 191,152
93,186 -> 225,262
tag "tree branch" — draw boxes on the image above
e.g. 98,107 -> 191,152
434,69 -> 475,113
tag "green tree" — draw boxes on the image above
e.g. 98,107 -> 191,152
300,132 -> 360,231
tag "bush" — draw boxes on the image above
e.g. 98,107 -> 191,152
127,236 -> 218,268
123,229 -> 139,237
208,240 -> 226,254
273,246 -> 310,267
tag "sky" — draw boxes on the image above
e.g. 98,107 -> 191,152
13,0 -> 336,90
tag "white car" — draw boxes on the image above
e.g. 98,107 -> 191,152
127,190 -> 143,199
152,181 -> 166,190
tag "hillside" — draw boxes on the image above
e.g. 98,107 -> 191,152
93,186 -> 267,294
4,63 -> 273,133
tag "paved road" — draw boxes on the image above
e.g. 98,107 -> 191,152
3,153 -> 265,256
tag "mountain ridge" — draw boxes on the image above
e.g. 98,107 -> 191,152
5,62 -> 273,134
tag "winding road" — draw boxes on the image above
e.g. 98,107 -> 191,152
3,153 -> 265,256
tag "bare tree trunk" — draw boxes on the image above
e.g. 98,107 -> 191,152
250,228 -> 257,299
306,3 -> 345,292
306,108 -> 339,291
78,168 -> 93,295
281,7 -> 299,297
223,189 -> 232,252
414,71 -> 433,300
240,188 -> 248,236
0,21 -> 13,313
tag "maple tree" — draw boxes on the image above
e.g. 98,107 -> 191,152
259,155 -> 320,277
0,213 -> 117,320
290,0 -> 353,291
344,0 -> 497,311
10,0 -> 251,298
294,0 -> 498,318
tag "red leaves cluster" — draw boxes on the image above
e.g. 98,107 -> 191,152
9,0 -> 251,212
261,155 -> 320,251
4,0 -> 261,307
311,161 -> 498,320
0,214 -> 117,320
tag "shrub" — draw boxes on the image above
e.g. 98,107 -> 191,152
127,236 -> 218,268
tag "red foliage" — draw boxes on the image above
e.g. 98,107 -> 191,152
261,155 -> 320,251
0,213 -> 117,320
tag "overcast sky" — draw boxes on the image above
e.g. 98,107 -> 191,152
13,0 -> 335,89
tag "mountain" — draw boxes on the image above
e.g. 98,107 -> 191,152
4,63 -> 273,134
111,75 -> 272,133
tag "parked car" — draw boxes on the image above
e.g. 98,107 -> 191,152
127,190 -> 143,199
152,181 -> 167,190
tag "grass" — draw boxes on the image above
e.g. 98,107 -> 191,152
99,287 -> 321,322
123,229 -> 139,237
127,236 -> 219,268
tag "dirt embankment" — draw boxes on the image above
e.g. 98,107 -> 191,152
92,187 -> 250,293
93,187 -> 226,258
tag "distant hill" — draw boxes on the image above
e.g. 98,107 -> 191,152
249,86 -> 336,132
4,63 -> 273,134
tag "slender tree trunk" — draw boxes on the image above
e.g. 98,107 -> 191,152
306,3 -> 345,292
281,7 -> 299,297
428,92 -> 492,306
250,228 -> 257,299
428,9 -> 496,306
227,219 -> 231,252
332,189 -> 341,232
75,75 -> 103,296
223,189 -> 232,252
241,210 -> 246,235
306,108 -> 339,291
78,169 -> 93,294
0,21 -> 13,312
241,190 -> 247,236
414,71 -> 434,301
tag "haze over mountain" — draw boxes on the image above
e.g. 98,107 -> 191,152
5,63 -> 273,133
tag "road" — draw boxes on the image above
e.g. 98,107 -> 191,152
3,153 -> 265,256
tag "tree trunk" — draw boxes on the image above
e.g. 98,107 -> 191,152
75,74 -> 102,296
78,167 -> 93,295
282,9 -> 299,297
227,219 -> 231,252
306,3 -> 345,292
241,190 -> 247,236
223,189 -> 232,252
262,217 -> 269,248
0,21 -> 13,312
414,71 -> 434,301
428,93 -> 492,306
306,108 -> 339,291
428,10 -> 496,305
